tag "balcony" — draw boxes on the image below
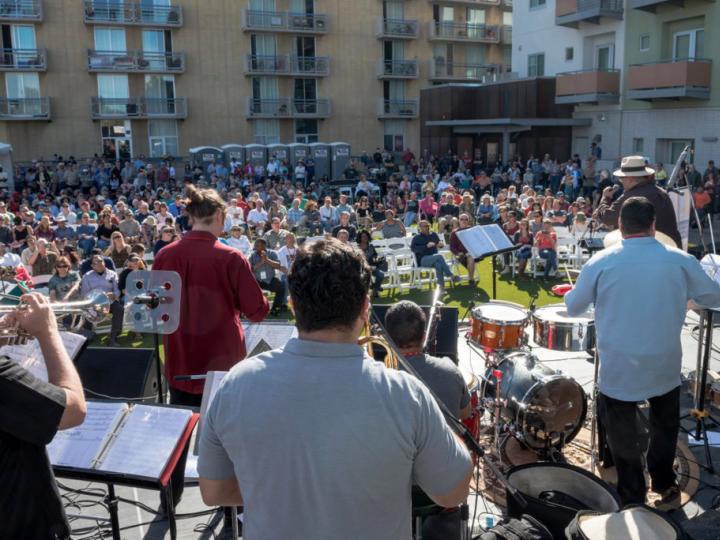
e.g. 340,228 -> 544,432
428,21 -> 500,43
376,18 -> 419,39
0,0 -> 42,22
241,10 -> 328,34
627,59 -> 712,101
502,25 -> 512,44
83,1 -> 182,27
629,0 -> 710,11
87,50 -> 185,73
502,0 -> 513,9
243,54 -> 329,77
378,99 -> 418,119
555,69 -> 620,104
91,97 -> 187,119
429,60 -> 501,82
555,0 -> 623,27
0,97 -> 50,120
0,48 -> 46,71
426,0 -> 501,5
376,59 -> 419,79
246,97 -> 331,119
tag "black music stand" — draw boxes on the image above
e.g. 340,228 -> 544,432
455,224 -> 519,299
680,309 -> 720,472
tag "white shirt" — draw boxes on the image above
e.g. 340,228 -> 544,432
294,165 -> 306,179
248,209 -> 269,225
223,235 -> 251,254
277,245 -> 298,272
224,208 -> 245,232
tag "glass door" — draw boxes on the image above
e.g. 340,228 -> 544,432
6,72 -> 40,115
595,44 -> 614,70
466,8 -> 485,39
142,29 -> 167,70
101,121 -> 132,161
673,29 -> 704,60
294,78 -> 316,114
97,74 -> 130,115
145,74 -> 175,114
9,25 -> 36,69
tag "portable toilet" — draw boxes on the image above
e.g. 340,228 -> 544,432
189,146 -> 223,171
287,143 -> 309,170
267,143 -> 289,164
330,142 -> 351,180
244,144 -> 267,167
221,144 -> 245,167
308,142 -> 330,181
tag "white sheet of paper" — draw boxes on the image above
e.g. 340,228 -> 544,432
47,401 -> 128,469
1,331 -> 86,383
687,431 -> 720,447
193,370 -> 228,455
98,405 -> 192,479
242,322 -> 297,354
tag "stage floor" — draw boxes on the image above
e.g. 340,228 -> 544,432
60,310 -> 720,539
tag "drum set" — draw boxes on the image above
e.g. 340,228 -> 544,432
462,300 -> 596,461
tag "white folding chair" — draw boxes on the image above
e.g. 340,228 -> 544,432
391,250 -> 417,293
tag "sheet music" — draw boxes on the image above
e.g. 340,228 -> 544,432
98,405 -> 192,479
242,322 -> 297,353
48,401 -> 128,469
456,225 -> 514,259
2,331 -> 87,382
483,224 -> 514,251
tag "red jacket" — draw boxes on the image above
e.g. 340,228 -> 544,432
153,231 -> 269,393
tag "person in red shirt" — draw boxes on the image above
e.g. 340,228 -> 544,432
153,184 -> 268,506
448,213 -> 477,285
534,219 -> 557,279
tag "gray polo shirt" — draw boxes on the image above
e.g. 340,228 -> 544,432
198,338 -> 471,540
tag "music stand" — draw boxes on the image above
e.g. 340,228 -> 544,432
124,270 -> 182,403
455,224 -> 519,299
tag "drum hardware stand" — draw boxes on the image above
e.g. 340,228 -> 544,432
589,346 -> 600,473
680,309 -> 720,473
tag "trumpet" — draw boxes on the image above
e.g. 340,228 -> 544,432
359,320 -> 400,370
0,292 -> 112,343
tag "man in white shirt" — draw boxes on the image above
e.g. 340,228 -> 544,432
221,226 -> 252,255
319,197 -> 338,232
277,233 -> 297,306
294,161 -> 307,185
224,199 -> 246,233
247,200 -> 269,233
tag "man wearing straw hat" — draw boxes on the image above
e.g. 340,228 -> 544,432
595,155 -> 682,248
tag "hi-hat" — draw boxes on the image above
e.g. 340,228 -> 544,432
603,229 -> 676,249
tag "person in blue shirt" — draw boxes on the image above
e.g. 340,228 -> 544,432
410,220 -> 459,290
565,196 -> 720,509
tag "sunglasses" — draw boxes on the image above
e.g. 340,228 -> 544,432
56,265 -> 68,269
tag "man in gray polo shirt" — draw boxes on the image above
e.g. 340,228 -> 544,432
198,239 -> 472,539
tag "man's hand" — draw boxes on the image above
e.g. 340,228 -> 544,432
427,242 -> 436,248
13,293 -> 58,340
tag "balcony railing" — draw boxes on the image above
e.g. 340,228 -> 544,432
91,97 -> 188,119
376,59 -> 419,79
84,1 -> 183,27
0,48 -> 46,70
428,21 -> 500,43
243,54 -> 329,76
555,68 -> 620,104
376,18 -> 419,39
630,0 -> 711,10
242,10 -> 328,34
378,99 -> 418,118
246,97 -> 331,119
429,60 -> 501,81
627,58 -> 712,101
87,50 -> 185,73
502,25 -> 512,44
426,0 -> 501,5
555,0 -> 623,27
0,97 -> 50,119
502,0 -> 513,9
0,0 -> 42,21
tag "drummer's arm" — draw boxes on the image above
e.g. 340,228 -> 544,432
564,264 -> 599,317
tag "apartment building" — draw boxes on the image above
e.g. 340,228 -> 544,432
0,0 -> 512,163
512,0 -> 719,167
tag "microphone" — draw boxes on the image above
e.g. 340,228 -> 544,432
133,293 -> 161,309
667,186 -> 685,196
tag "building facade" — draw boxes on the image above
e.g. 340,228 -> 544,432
0,0 -> 512,162
512,0 -> 717,168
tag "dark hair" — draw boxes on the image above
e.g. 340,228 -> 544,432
288,238 -> 371,332
620,196 -> 655,235
183,183 -> 225,224
357,230 -> 372,244
385,301 -> 426,348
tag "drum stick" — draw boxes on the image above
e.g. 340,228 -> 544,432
563,265 -> 575,287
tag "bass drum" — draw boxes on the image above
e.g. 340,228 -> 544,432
483,352 -> 587,450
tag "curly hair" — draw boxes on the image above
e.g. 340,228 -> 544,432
288,238 -> 371,332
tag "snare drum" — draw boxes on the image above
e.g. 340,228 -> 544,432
532,304 -> 595,352
461,368 -> 481,441
470,301 -> 529,350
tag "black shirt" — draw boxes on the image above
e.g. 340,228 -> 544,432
331,224 -> 357,242
438,203 -> 459,218
0,358 -> 69,539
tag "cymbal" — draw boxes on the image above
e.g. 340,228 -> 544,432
603,229 -> 676,249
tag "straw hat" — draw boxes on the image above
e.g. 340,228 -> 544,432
613,155 -> 655,177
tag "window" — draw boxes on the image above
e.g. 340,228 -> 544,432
502,12 -> 512,25
530,0 -> 545,8
295,119 -> 318,144
595,44 -> 614,70
254,119 -> 280,144
640,34 -> 650,51
148,120 -> 178,157
9,25 -> 36,49
142,30 -> 172,70
97,74 -> 129,115
565,47 -> 574,61
383,120 -> 405,153
101,120 -> 132,161
632,138 -> 644,154
673,29 -> 704,60
94,27 -> 126,51
294,78 -> 317,114
527,53 -> 544,77
6,72 -> 40,115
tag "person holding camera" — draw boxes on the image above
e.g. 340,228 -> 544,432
249,238 -> 286,315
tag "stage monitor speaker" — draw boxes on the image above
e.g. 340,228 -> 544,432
74,347 -> 158,403
371,305 -> 459,363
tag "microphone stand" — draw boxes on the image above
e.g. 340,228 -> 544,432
369,309 -> 527,509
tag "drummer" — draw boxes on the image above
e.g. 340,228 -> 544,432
565,196 -> 720,509
385,301 -> 471,540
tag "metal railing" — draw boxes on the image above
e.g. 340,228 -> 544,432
376,59 -> 419,78
377,18 -> 419,38
242,10 -> 328,33
87,50 -> 185,72
378,99 -> 418,118
244,54 -> 329,76
429,21 -> 500,42
629,57 -> 712,67
429,60 -> 501,81
577,0 -> 623,11
0,97 -> 50,119
90,97 -> 187,119
246,97 -> 331,118
0,48 -> 46,70
0,0 -> 42,21
83,1 -> 183,26
429,0 -> 501,5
